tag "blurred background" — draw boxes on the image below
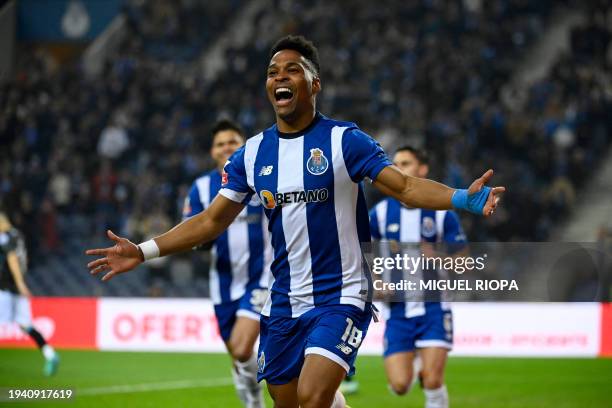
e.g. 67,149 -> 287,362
0,0 -> 611,299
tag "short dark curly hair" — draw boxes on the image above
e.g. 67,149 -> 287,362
269,35 -> 320,76
211,119 -> 244,139
395,145 -> 429,165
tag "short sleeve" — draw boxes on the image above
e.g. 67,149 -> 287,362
443,211 -> 468,251
218,146 -> 254,204
341,128 -> 392,182
369,207 -> 382,240
0,231 -> 17,253
183,183 -> 204,220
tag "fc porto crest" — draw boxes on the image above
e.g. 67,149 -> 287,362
421,216 -> 436,238
306,148 -> 329,175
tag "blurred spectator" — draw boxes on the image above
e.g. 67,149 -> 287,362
91,160 -> 118,234
141,207 -> 173,297
97,115 -> 130,160
47,164 -> 71,213
39,197 -> 59,254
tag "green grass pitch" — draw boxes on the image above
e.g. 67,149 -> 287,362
0,349 -> 610,407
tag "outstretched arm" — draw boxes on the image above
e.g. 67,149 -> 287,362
373,166 -> 505,216
86,195 -> 245,281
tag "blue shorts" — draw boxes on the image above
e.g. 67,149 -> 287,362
214,286 -> 267,342
383,310 -> 453,357
257,304 -> 372,385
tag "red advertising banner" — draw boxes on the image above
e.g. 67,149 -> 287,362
1,298 -> 609,358
600,303 -> 612,357
0,297 -> 97,349
97,298 -> 224,352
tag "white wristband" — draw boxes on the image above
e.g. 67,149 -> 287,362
138,239 -> 160,261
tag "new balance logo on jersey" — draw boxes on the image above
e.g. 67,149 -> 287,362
259,189 -> 329,209
259,165 -> 274,176
387,223 -> 400,233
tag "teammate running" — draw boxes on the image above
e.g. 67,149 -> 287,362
86,35 -> 504,408
370,146 -> 467,408
184,120 -> 271,408
0,212 -> 59,376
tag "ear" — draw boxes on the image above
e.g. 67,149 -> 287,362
419,164 -> 429,178
311,76 -> 321,96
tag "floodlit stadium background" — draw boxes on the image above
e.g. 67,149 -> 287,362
1,0 -> 611,407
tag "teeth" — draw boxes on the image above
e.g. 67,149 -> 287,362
275,87 -> 292,95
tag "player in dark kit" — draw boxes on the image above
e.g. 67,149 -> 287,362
87,36 -> 504,408
0,213 -> 59,376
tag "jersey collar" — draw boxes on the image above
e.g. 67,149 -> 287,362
275,112 -> 323,139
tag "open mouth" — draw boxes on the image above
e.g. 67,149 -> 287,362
274,87 -> 294,105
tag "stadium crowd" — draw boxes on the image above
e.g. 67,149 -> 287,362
0,0 -> 611,294
214,0 -> 612,241
0,0 -> 239,260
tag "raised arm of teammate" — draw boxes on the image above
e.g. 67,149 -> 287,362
86,195 -> 245,281
373,167 -> 505,217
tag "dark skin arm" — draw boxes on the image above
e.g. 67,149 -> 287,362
373,166 -> 505,216
88,164 -> 504,280
86,195 -> 245,281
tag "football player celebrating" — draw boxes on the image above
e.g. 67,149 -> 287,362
87,36 -> 504,408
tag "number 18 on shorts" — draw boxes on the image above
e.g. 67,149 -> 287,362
257,304 -> 372,385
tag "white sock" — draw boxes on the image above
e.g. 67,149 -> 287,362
330,389 -> 346,408
232,354 -> 264,408
424,385 -> 448,408
42,345 -> 56,360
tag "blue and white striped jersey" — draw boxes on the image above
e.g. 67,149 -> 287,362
219,113 -> 392,318
184,169 -> 273,305
369,198 -> 467,319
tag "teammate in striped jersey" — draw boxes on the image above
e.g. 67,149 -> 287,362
183,120 -> 272,408
87,35 -> 505,408
370,146 -> 467,408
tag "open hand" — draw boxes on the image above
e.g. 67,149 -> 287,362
86,230 -> 143,281
468,169 -> 505,217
